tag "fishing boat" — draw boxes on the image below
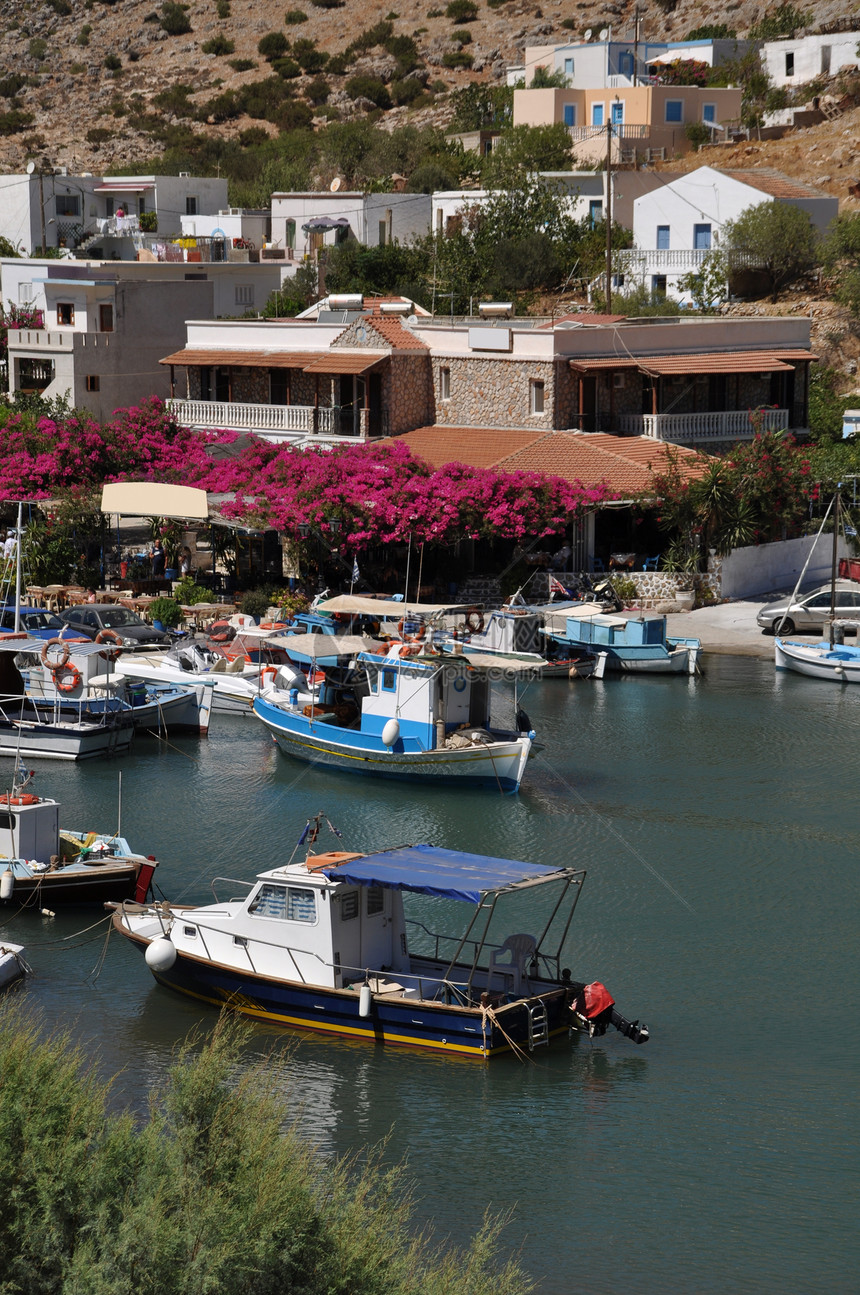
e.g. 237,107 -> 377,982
15,637 -> 213,736
545,607 -> 701,676
0,769 -> 158,906
252,638 -> 538,791
774,492 -> 860,683
116,641 -> 313,717
448,605 -> 605,680
109,813 -> 649,1060
0,941 -> 28,988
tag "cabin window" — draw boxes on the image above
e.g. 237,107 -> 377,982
249,883 -> 317,923
57,303 -> 74,325
382,669 -> 396,691
183,925 -> 197,938
233,935 -> 248,947
0,812 -> 14,830
563,104 -> 576,127
366,886 -> 384,916
656,225 -> 670,250
340,890 -> 359,921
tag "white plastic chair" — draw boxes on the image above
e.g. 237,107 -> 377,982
488,933 -> 537,996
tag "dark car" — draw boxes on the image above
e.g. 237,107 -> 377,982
59,605 -> 170,649
0,607 -> 81,641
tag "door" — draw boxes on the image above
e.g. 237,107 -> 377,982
368,371 -> 383,436
693,223 -> 712,251
581,375 -> 596,431
708,373 -> 727,412
214,368 -> 231,403
611,100 -> 624,126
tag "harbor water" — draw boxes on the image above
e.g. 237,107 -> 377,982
3,653 -> 856,1294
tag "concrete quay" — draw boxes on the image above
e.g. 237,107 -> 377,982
664,593 -> 820,659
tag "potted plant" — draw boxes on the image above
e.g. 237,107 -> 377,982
148,597 -> 183,632
239,589 -> 271,623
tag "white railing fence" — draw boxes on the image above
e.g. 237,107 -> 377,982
616,408 -> 789,442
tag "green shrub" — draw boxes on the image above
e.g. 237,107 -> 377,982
445,0 -> 478,19
154,82 -> 194,114
391,75 -> 424,103
0,75 -> 25,98
148,596 -> 183,628
228,57 -> 256,71
86,126 -> 113,143
75,23 -> 92,44
47,0 -> 73,12
311,0 -> 344,7
139,210 -> 158,232
305,75 -> 330,103
258,30 -> 289,59
292,36 -> 328,71
201,34 -> 235,54
160,1 -> 193,35
285,7 -> 308,19
103,53 -> 122,70
216,0 -> 231,14
238,124 -> 270,144
28,38 -> 48,60
345,74 -> 392,107
174,576 -> 210,604
442,49 -> 473,68
559,14 -> 576,25
240,589 -> 271,618
69,62 -> 86,74
451,27 -> 472,42
203,87 -> 240,120
685,121 -> 711,151
272,56 -> 301,78
686,22 -> 736,37
327,53 -> 349,75
275,99 -> 313,129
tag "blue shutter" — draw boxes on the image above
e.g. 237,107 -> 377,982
656,225 -> 670,250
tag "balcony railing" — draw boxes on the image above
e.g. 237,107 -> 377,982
616,408 -> 790,443
616,248 -> 715,271
168,399 -> 390,440
568,123 -> 649,140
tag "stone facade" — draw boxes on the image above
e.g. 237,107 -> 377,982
433,356 -> 557,430
387,354 -> 434,435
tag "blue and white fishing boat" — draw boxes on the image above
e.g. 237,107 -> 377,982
445,605 -> 605,680
252,639 -> 537,791
545,607 -> 701,675
110,813 -> 649,1060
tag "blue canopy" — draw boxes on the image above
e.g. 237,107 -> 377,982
319,844 -> 568,904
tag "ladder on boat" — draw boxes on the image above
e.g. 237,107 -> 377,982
526,999 -> 549,1050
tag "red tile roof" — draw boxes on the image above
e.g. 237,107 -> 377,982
392,427 -> 708,496
718,168 -> 828,201
362,316 -> 429,350
569,349 -> 815,374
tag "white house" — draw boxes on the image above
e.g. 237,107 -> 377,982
4,263 -> 216,418
763,31 -> 860,86
518,36 -> 754,89
0,172 -> 228,259
617,166 -> 838,299
269,192 -> 432,261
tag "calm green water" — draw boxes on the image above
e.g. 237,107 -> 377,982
3,655 -> 857,1294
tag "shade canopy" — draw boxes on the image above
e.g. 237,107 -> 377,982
302,216 -> 350,231
318,595 -> 474,618
270,632 -> 381,658
318,844 -> 569,903
100,482 -> 209,520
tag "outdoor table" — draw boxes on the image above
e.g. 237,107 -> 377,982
609,553 -> 637,570
25,587 -> 44,607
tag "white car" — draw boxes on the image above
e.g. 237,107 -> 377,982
756,581 -> 860,635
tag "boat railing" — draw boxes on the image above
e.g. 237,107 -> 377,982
405,919 -> 560,986
210,876 -> 257,903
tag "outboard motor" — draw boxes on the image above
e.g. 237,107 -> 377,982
590,579 -> 624,613
570,980 -> 649,1045
515,706 -> 532,733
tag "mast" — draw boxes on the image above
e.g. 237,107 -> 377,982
14,501 -> 22,633
829,490 -> 840,648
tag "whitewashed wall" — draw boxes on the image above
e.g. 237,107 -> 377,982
720,534 -> 849,599
763,32 -> 860,87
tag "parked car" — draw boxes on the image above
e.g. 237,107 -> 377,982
756,581 -> 860,635
59,605 -> 171,649
0,607 -> 81,641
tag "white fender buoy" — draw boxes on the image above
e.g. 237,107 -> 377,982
359,984 -> 372,1017
0,869 -> 13,901
381,718 -> 400,748
145,936 -> 177,972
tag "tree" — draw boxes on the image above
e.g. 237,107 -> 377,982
449,82 -> 513,131
749,2 -> 811,40
821,212 -> 860,317
677,250 -> 727,312
0,1005 -> 534,1295
723,201 -> 818,302
481,123 -> 572,185
529,65 -> 569,88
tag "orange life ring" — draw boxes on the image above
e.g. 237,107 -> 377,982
465,607 -> 484,634
41,637 -> 69,670
95,628 -> 123,660
2,793 -> 39,806
55,663 -> 82,693
260,620 -> 290,630
397,619 -> 426,643
399,643 -> 421,658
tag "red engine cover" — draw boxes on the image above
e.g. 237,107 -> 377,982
582,981 -> 615,1018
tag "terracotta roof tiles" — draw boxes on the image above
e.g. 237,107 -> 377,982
363,316 -> 429,350
718,168 -> 829,201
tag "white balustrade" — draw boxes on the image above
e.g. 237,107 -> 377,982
616,409 -> 790,442
167,399 -> 369,440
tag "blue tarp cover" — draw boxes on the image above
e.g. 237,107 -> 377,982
319,844 -> 566,903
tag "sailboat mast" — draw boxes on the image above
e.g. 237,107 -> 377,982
13,501 -> 22,634
829,491 -> 840,649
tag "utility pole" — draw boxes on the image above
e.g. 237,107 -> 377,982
605,120 -> 613,312
632,4 -> 641,86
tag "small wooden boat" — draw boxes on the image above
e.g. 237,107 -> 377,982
110,814 -> 649,1059
545,608 -> 701,676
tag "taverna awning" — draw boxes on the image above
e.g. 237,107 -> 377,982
315,844 -> 571,903
569,349 -> 816,376
100,482 -> 209,520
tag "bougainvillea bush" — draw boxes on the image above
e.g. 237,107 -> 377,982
0,398 -> 614,551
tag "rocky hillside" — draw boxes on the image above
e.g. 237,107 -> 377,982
0,0 -> 855,174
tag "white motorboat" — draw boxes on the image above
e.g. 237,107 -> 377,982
0,942 -> 28,989
116,642 -> 313,717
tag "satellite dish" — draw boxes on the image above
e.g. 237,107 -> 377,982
330,177 -> 342,192
26,161 -> 35,174
599,27 -> 609,40
584,27 -> 592,39
406,314 -> 418,328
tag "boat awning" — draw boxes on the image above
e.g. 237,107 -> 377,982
317,844 -> 570,903
569,349 -> 817,375
302,216 -> 350,231
268,632 -> 381,657
459,651 -> 547,672
100,482 -> 209,520
0,636 -> 106,656
318,595 -> 475,617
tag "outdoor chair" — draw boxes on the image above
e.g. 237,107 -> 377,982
642,555 -> 660,571
487,933 -> 537,997
591,557 -> 605,572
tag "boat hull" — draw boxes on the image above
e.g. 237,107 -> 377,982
116,923 -> 570,1058
253,699 -> 532,791
775,638 -> 860,682
604,646 -> 691,674
0,943 -> 26,989
0,716 -> 134,760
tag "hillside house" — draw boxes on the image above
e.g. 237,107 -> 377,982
517,35 -> 755,89
616,167 -> 838,299
268,192 -> 431,263
763,31 -> 860,86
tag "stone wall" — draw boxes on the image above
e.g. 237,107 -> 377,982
387,354 -> 434,435
433,357 -> 556,429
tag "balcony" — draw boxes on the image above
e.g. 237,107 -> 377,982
568,123 -> 649,141
168,399 -> 387,442
616,248 -> 716,273
8,330 -> 72,352
616,408 -> 790,443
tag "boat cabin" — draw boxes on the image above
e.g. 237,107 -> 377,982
469,609 -> 543,657
0,793 -> 60,864
353,649 -> 490,750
